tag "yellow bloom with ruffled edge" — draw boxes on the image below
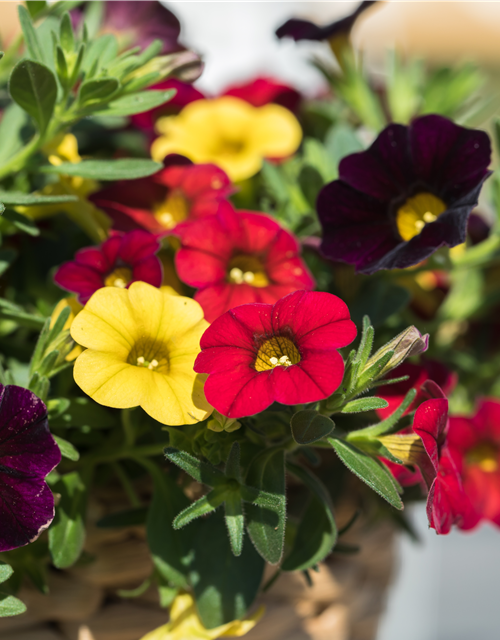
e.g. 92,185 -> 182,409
50,297 -> 84,361
140,593 -> 264,640
151,96 -> 302,182
17,134 -> 110,243
70,282 -> 213,425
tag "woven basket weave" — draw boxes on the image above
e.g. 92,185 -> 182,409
0,487 -> 395,640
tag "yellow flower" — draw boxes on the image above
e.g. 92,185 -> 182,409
151,97 -> 302,182
70,282 -> 212,426
140,593 -> 264,640
50,297 -> 84,361
17,134 -> 110,243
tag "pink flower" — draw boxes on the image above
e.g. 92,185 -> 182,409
174,203 -> 315,322
194,290 -> 357,418
54,230 -> 162,304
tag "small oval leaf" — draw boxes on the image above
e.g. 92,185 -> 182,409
341,397 -> 389,414
291,410 -> 335,445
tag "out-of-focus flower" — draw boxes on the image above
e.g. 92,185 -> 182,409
317,115 -> 491,274
91,163 -> 232,234
376,359 -> 457,419
446,399 -> 500,530
50,297 -> 84,361
140,592 -> 263,640
0,385 -> 61,552
71,282 -> 212,426
18,134 -> 110,243
72,1 -> 185,54
151,97 -> 302,182
54,230 -> 163,304
174,203 -> 315,322
194,290 -> 357,418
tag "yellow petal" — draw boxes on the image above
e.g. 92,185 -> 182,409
251,103 -> 302,157
71,287 -> 138,357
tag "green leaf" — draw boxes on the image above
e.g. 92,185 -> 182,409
0,297 -> 44,329
147,470 -> 195,590
324,123 -> 364,168
190,510 -> 265,629
0,563 -> 13,584
298,165 -> 324,209
53,435 -> 80,461
245,449 -> 286,565
48,471 -> 87,568
0,191 -> 77,205
173,489 -> 226,530
291,410 -> 335,445
224,493 -> 244,557
78,78 -> 120,105
0,250 -> 17,277
41,158 -> 162,180
0,593 -> 27,617
350,279 -> 411,328
282,463 -> 337,572
59,12 -> 75,54
164,447 -> 226,487
2,209 -> 39,236
49,397 -> 117,429
9,60 -> 57,133
0,104 -> 30,165
18,5 -> 44,61
348,388 -> 417,439
303,137 -> 336,182
92,89 -> 176,117
341,397 -> 389,414
97,506 -> 148,528
26,1 -> 47,19
328,438 -> 403,510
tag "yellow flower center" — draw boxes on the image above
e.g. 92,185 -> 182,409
467,442 -> 498,473
254,336 -> 301,372
228,255 -> 269,288
396,192 -> 447,242
127,338 -> 170,373
153,188 -> 189,230
104,267 -> 132,289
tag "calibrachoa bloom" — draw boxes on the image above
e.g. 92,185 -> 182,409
140,593 -> 263,640
317,115 -> 491,274
54,230 -> 163,304
90,163 -> 232,234
0,385 -> 61,552
71,282 -> 212,425
151,96 -> 302,182
446,400 -> 500,529
194,290 -> 357,419
175,203 -> 315,322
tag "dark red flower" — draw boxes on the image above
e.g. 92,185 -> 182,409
446,400 -> 500,529
194,290 -> 357,418
317,115 -> 492,274
54,230 -> 162,304
174,203 -> 315,322
90,163 -> 233,235
0,385 -> 60,552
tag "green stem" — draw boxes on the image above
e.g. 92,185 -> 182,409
121,408 -> 135,447
111,461 -> 142,507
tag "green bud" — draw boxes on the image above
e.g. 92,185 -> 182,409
207,410 -> 241,433
364,326 -> 429,378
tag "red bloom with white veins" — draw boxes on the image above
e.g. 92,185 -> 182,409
194,290 -> 357,418
175,203 -> 315,322
54,230 -> 162,304
90,163 -> 232,234
446,399 -> 500,530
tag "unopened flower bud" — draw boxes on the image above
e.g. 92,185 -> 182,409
365,326 -> 429,377
207,411 -> 241,433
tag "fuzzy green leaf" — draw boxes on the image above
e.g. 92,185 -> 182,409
173,489 -> 227,530
0,593 -> 26,617
0,563 -> 13,584
92,89 -> 176,117
53,435 -> 80,461
41,158 -> 162,180
9,60 -> 57,133
291,410 -> 335,445
164,447 -> 226,487
341,397 -> 389,414
18,5 -> 44,61
224,493 -> 244,557
78,78 -> 120,105
0,191 -> 77,206
2,209 -> 40,236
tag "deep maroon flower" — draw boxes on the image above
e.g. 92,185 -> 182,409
0,385 -> 60,552
194,290 -> 357,418
54,230 -> 163,304
91,163 -> 233,235
276,2 -> 377,42
318,115 -> 492,274
174,203 -> 315,322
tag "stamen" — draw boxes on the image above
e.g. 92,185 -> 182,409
423,212 -> 437,223
148,359 -> 159,370
113,277 -> 127,288
243,271 -> 255,284
136,356 -> 145,365
279,355 -> 292,366
229,267 -> 244,284
269,357 -> 279,365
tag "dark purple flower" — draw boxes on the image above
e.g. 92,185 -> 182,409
317,115 -> 492,274
0,385 -> 60,552
276,2 -> 377,42
54,230 -> 163,304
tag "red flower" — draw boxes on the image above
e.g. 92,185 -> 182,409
446,399 -> 500,529
194,290 -> 357,418
90,163 -> 233,234
376,359 -> 457,419
54,230 -> 162,304
174,203 -> 315,322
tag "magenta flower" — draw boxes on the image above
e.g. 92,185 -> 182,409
175,203 -> 315,322
54,230 -> 163,304
317,115 -> 491,274
0,385 -> 60,552
194,290 -> 357,418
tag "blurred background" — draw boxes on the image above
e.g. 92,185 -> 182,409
2,1 -> 500,638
